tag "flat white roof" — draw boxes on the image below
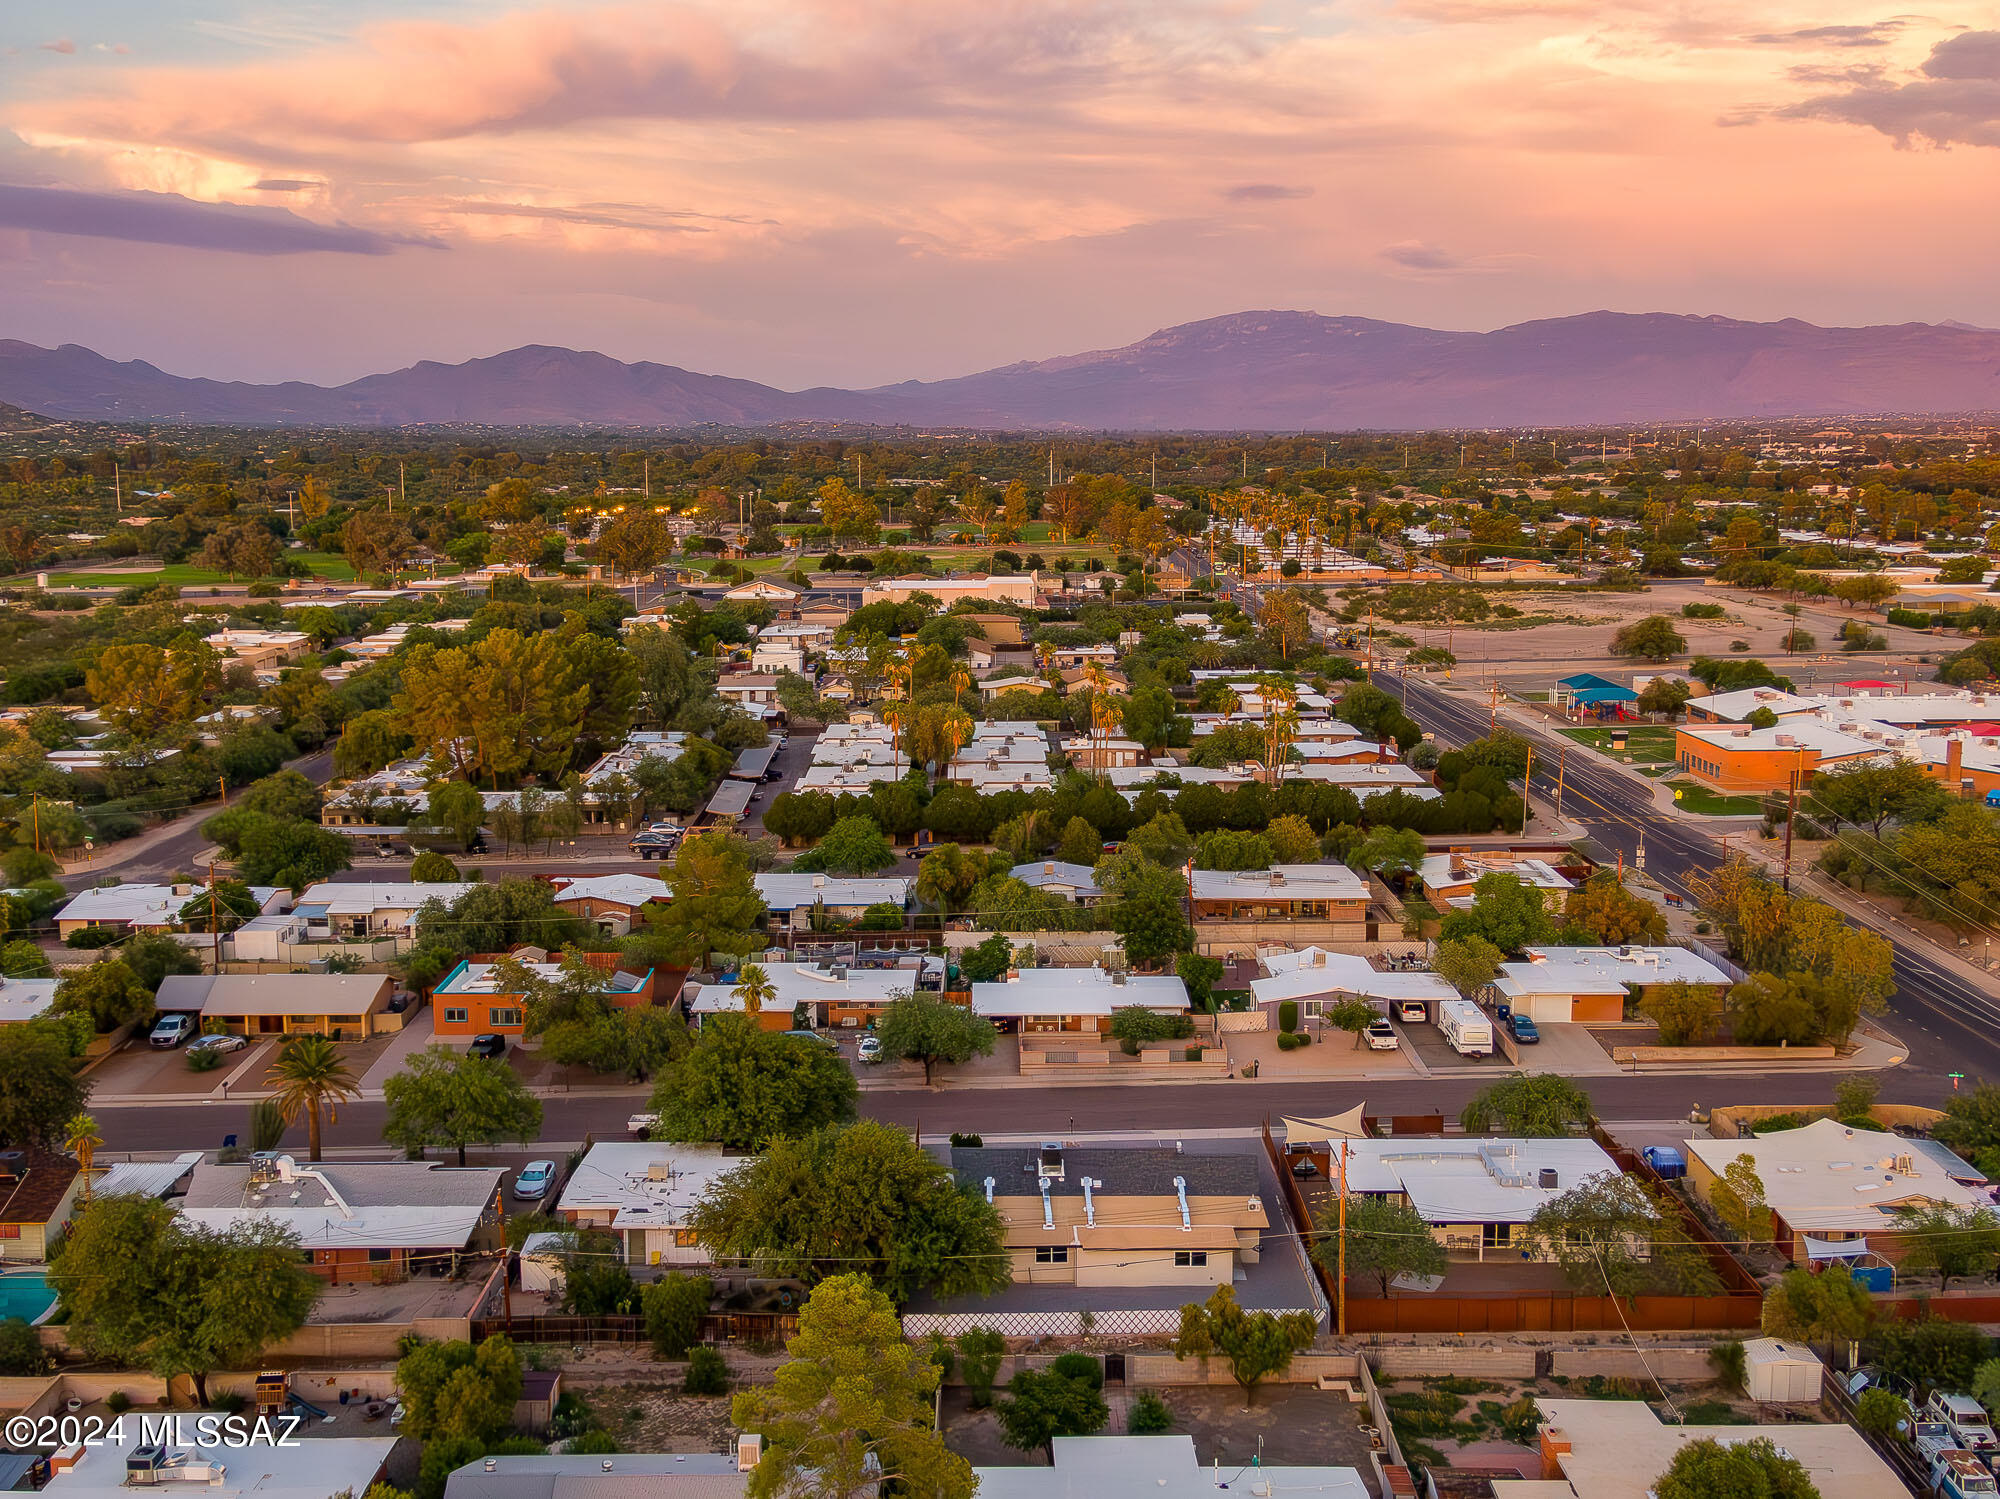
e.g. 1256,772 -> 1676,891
688,958 -> 941,1012
56,883 -> 280,926
1685,1117 -> 1993,1234
548,873 -> 670,909
972,966 -> 1188,1018
754,873 -> 912,910
1495,945 -> 1730,997
975,1436 -> 1366,1499
296,881 -> 474,915
555,1141 -> 744,1230
39,1423 -> 396,1499
1191,863 -> 1368,902
1678,721 -> 1886,758
1537,1398 -> 1898,1499
0,975 -> 56,1024
1251,948 -> 1458,1005
1344,1137 -> 1623,1224
1418,853 -> 1573,892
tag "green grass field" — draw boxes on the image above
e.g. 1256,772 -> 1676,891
34,551 -> 357,588
1560,725 -> 1679,766
1665,780 -> 1767,816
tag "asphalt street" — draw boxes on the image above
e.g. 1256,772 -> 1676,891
1383,669 -> 2000,1094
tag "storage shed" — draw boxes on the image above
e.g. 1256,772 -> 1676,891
1743,1337 -> 1823,1403
518,1231 -> 569,1296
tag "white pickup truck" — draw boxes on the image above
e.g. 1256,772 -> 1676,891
627,1112 -> 659,1139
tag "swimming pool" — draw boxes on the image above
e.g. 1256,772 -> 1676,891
0,1270 -> 56,1325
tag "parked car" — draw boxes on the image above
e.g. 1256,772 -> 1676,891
783,1030 -> 839,1049
386,990 -> 418,1014
150,1014 -> 195,1048
629,833 -> 678,860
628,1111 -> 660,1139
511,1160 -> 557,1201
469,1034 -> 507,1059
186,1032 -> 248,1056
857,1035 -> 885,1063
1364,1019 -> 1398,1050
1394,1001 -> 1428,1023
1508,1014 -> 1540,1044
646,822 -> 682,835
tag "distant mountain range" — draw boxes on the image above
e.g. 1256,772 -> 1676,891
6,311 -> 2000,431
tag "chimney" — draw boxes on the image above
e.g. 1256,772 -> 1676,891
1949,734 -> 1964,789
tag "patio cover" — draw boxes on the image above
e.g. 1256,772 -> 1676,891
1802,1235 -> 1871,1261
1571,686 -> 1637,705
1282,1105 -> 1369,1144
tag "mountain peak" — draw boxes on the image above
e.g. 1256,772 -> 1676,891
4,311 -> 2000,429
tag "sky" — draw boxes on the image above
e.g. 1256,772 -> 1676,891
3,0 -> 1999,389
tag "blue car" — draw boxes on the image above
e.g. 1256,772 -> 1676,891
1508,1014 -> 1540,1044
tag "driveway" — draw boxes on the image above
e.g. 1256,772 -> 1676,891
740,729 -> 817,839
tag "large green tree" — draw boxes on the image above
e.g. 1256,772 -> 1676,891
381,1046 -> 544,1165
996,1368 -> 1109,1456
1524,1171 -> 1722,1297
647,1015 -> 857,1150
1312,1194 -> 1448,1296
732,1275 -> 974,1499
0,1023 -> 91,1148
640,833 -> 768,969
52,1194 -> 318,1404
1437,872 -> 1557,955
691,1121 -> 1007,1302
1171,1286 -> 1317,1408
793,815 -> 897,876
874,992 -> 996,1084
1460,1074 -> 1593,1137
1652,1437 -> 1820,1499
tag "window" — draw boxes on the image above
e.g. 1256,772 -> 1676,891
1174,1250 -> 1208,1267
288,1016 -> 322,1028
442,1007 -> 469,1025
1482,1222 -> 1512,1250
0,1225 -> 19,1240
1034,1246 -> 1070,1264
490,1007 -> 523,1027
367,1247 -> 393,1263
674,1229 -> 699,1248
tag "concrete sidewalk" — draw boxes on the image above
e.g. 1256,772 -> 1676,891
358,1010 -> 438,1089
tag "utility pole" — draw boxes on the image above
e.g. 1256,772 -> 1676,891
1336,1138 -> 1349,1337
1554,747 -> 1567,820
399,461 -> 406,513
30,795 -> 39,854
643,457 -> 650,499
1782,760 -> 1802,891
1521,745 -> 1533,835
207,858 -> 222,974
113,461 -> 122,514
1489,682 -> 1500,733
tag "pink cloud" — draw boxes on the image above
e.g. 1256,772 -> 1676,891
40,38 -> 77,55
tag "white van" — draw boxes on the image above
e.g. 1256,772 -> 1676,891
1437,998 -> 1493,1057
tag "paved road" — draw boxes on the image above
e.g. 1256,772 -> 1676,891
1383,669 -> 2000,1092
69,749 -> 335,885
80,1061 -> 1952,1158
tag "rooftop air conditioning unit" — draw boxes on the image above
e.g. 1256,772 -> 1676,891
1538,1169 -> 1559,1189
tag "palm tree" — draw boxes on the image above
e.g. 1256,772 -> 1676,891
264,1036 -> 360,1162
65,1114 -> 101,1203
734,963 -> 777,1021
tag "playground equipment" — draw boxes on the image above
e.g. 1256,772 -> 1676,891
254,1371 -> 333,1423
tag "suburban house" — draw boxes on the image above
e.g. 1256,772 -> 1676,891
968,639 -> 1037,673
1189,864 -> 1369,954
1062,736 -> 1145,769
431,952 -> 658,1038
1492,946 -> 1732,1025
1685,1118 -> 1993,1266
554,1141 -> 745,1267
977,670 -> 1044,700
949,1141 -> 1267,1289
974,1438 -> 1365,1499
40,1422 -> 396,1499
1250,947 -> 1458,1021
946,723 -> 1054,793
715,673 -> 782,717
1535,1399 -> 1898,1499
290,881 -> 472,940
0,975 -> 56,1026
971,966 -> 1189,1034
0,1149 -> 85,1263
546,873 -> 670,935
1419,851 -> 1576,910
687,956 -> 945,1029
155,972 -> 401,1037
176,1155 -> 504,1284
1010,860 -> 1104,903
1317,1137 -> 1627,1262
54,881 -> 284,939
753,873 -> 912,932
203,628 -> 312,671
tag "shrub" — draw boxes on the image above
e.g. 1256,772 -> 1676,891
1183,1045 -> 1202,1062
1708,1339 -> 1746,1393
106,1392 -> 131,1414
1276,1031 -> 1307,1052
949,1131 -> 984,1148
683,1347 -> 729,1396
1681,602 -> 1725,619
1279,1000 -> 1299,1034
958,1327 -> 1006,1408
212,1392 -> 247,1417
567,1430 -> 621,1454
64,926 -> 122,950
1050,1353 -> 1103,1390
1855,1387 -> 1909,1440
0,1318 -> 50,1376
187,1047 -> 222,1073
1751,1112 -> 1808,1133
1128,1389 -> 1173,1434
